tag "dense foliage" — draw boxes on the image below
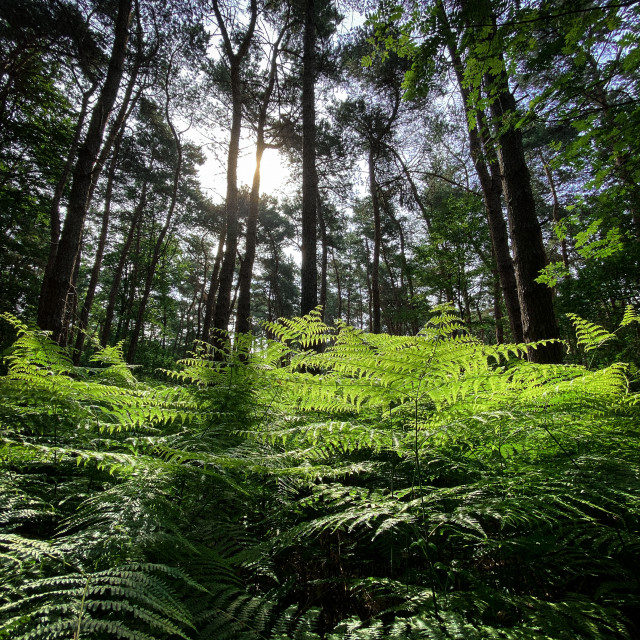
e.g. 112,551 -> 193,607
2,0 -> 640,636
1,306 -> 639,639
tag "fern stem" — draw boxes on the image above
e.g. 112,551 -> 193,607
73,576 -> 91,640
541,409 -> 580,470
413,395 -> 442,622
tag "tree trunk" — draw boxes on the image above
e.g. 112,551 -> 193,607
318,198 -> 328,320
210,0 -> 257,342
380,240 -> 400,334
212,63 -> 244,338
235,141 -> 265,335
300,0 -> 319,316
331,248 -> 342,319
540,154 -> 569,269
456,0 -> 561,362
73,136 -> 121,363
100,176 -> 149,347
127,76 -> 183,363
38,84 -> 95,325
368,148 -> 382,333
436,0 -> 523,343
487,76 -> 562,361
364,237 -> 373,332
37,0 -> 132,343
493,271 -> 504,344
201,221 -> 226,341
235,22 -> 287,335
117,226 -> 141,342
381,188 -> 415,330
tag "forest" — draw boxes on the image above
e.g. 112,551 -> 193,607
1,0 -> 640,638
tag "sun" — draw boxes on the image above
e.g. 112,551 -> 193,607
236,147 -> 291,195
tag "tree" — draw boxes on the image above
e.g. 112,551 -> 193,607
236,12 -> 291,335
434,0 -> 524,343
37,0 -> 134,344
337,32 -> 409,333
464,0 -> 562,362
300,0 -> 320,316
373,0 -> 562,362
206,0 -> 258,341
0,0 -> 97,333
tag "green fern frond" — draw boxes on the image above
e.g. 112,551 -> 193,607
620,304 -> 639,328
567,313 -> 616,352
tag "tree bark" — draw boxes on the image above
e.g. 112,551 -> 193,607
235,23 -> 287,335
368,148 -> 382,333
73,136 -> 121,363
483,56 -> 562,360
318,197 -> 328,320
493,271 -> 505,344
201,221 -> 226,341
210,0 -> 258,343
435,0 -> 523,343
37,0 -> 133,343
331,248 -> 342,319
456,0 -> 562,362
540,154 -> 569,268
300,0 -> 319,316
476,110 -> 525,343
38,84 -> 95,325
127,69 -> 183,363
100,174 -> 149,347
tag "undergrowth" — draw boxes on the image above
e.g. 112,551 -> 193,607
0,306 -> 639,639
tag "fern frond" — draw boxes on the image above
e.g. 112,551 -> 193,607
619,304 -> 639,328
567,313 -> 616,352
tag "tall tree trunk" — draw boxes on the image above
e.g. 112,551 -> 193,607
364,237 -> 373,332
73,136 -> 121,363
493,271 -> 505,344
212,63 -> 244,339
235,140 -> 265,335
380,240 -> 400,334
210,0 -> 257,342
118,225 -> 141,342
37,0 -> 132,343
38,84 -> 95,325
300,0 -> 319,316
85,63 -> 141,209
127,73 -> 183,363
387,145 -> 455,322
100,176 -> 149,347
456,0 -> 561,362
368,147 -> 382,333
477,112 -> 525,343
235,22 -> 287,335
331,248 -> 342,319
201,222 -> 226,341
381,187 -> 415,306
540,154 -> 569,269
65,234 -> 83,344
486,75 -> 561,360
436,0 -> 523,343
197,246 -> 209,339
318,198 -> 328,320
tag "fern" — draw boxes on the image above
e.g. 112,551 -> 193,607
0,563 -> 198,640
1,309 -> 639,639
567,313 -> 616,352
620,304 -> 640,328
